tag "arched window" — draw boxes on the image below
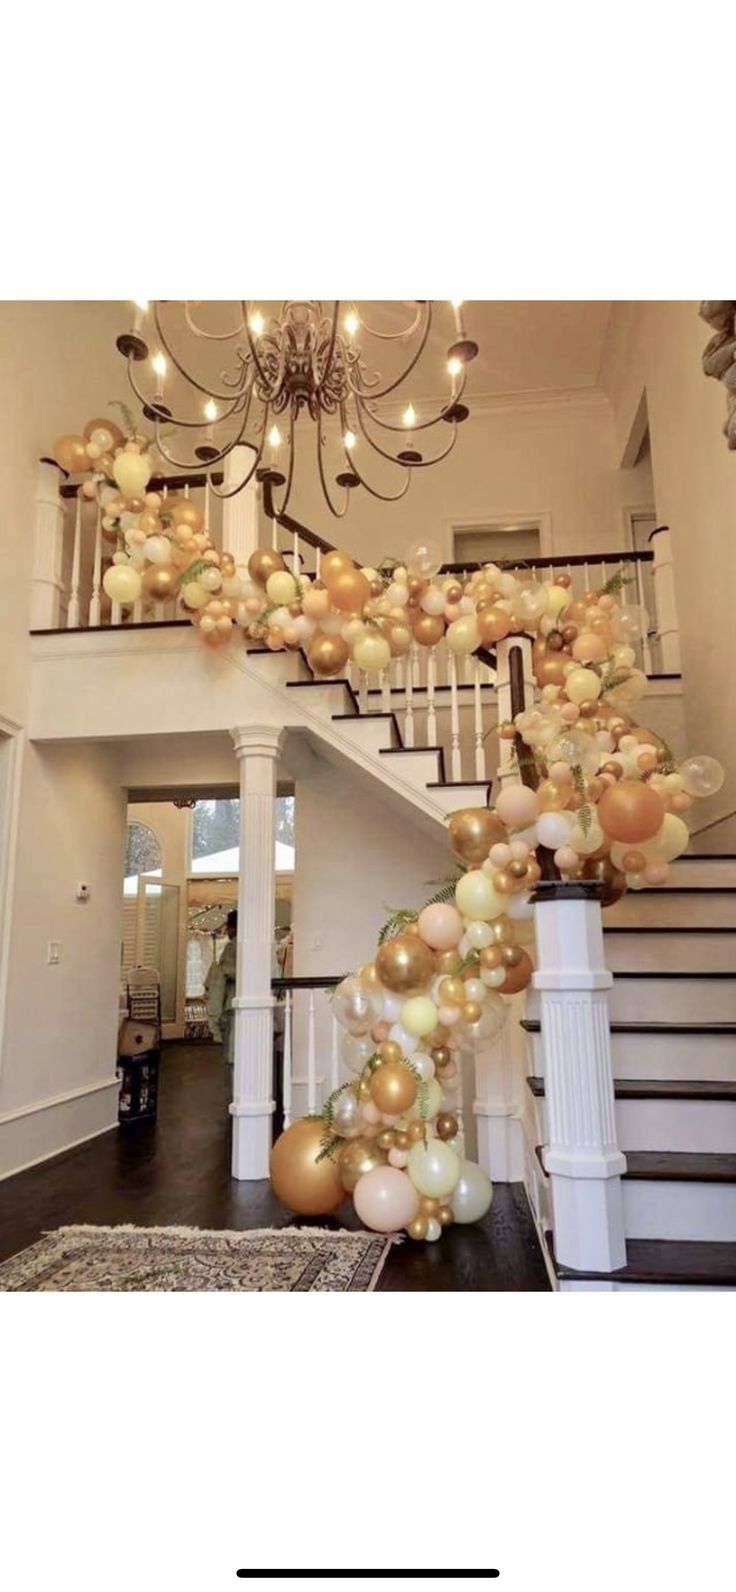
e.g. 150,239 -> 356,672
125,822 -> 162,879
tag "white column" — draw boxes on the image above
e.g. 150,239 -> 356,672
223,446 -> 260,576
230,724 -> 282,1180
649,526 -> 681,674
30,459 -> 66,629
472,993 -> 527,1182
495,635 -> 535,788
533,880 -> 627,1273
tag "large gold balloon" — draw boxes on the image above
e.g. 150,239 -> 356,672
321,549 -> 355,581
597,778 -> 665,844
54,433 -> 90,474
448,807 -> 506,867
375,932 -> 435,994
476,604 -> 511,645
270,1117 -> 345,1215
411,611 -> 445,647
308,633 -> 350,678
581,856 -> 627,907
338,1136 -> 388,1194
326,566 -> 371,613
171,501 -> 205,534
534,652 -> 569,687
142,563 -> 179,601
248,547 -> 286,586
370,1061 -> 418,1116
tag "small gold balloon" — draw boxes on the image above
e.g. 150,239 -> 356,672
419,1195 -> 440,1217
437,1204 -> 454,1227
439,976 -> 465,1007
321,548 -> 355,581
431,1046 -> 451,1070
248,547 -> 286,586
480,945 -> 503,971
54,433 -> 90,473
502,945 -> 523,968
375,932 -> 435,995
491,916 -> 513,945
171,501 -> 204,534
493,870 -> 514,895
508,859 -> 528,880
270,1117 -> 345,1215
376,1129 -> 396,1151
463,1000 -> 482,1024
407,1215 -> 429,1241
378,1040 -> 403,1066
394,1131 -> 411,1151
358,1077 -> 373,1101
448,807 -> 507,867
501,948 -> 534,994
436,1112 -> 459,1141
407,1121 -> 426,1144
338,1136 -> 388,1194
435,949 -> 463,975
411,611 -> 445,647
370,1062 -> 418,1115
142,563 -> 178,601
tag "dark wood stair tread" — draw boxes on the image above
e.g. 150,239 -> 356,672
612,970 -> 736,979
546,1232 -> 736,1287
426,780 -> 491,790
528,1076 -> 736,1102
535,1145 -> 736,1182
603,925 -> 736,933
522,1018 -> 736,1035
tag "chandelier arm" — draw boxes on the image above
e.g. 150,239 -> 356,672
314,302 -> 341,395
183,301 -> 247,341
355,367 -> 468,435
125,357 -> 248,431
151,399 -> 260,479
151,303 -> 251,403
314,420 -> 351,519
355,402 -> 458,469
350,302 -> 425,341
241,301 -> 275,390
349,303 -> 433,400
266,410 -> 298,520
205,441 -> 264,499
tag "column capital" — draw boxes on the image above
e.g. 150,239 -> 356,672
230,725 -> 282,759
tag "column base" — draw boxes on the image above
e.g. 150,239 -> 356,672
548,1169 -> 627,1272
229,1100 -> 275,1181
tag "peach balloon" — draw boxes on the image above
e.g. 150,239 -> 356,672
352,1166 -> 420,1233
302,587 -> 331,621
597,779 -> 665,844
495,785 -> 540,829
326,566 -> 372,613
416,902 -> 464,950
571,632 -> 609,664
476,605 -> 511,644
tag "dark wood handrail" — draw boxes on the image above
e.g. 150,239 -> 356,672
261,474 -> 336,555
60,470 -> 225,500
271,976 -> 341,991
439,549 -> 653,574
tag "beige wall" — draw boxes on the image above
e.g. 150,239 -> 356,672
265,393 -> 654,569
600,302 -> 736,835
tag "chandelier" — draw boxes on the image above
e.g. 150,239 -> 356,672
116,301 -> 477,517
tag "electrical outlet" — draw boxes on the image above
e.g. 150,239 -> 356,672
311,932 -> 323,950
47,942 -> 61,965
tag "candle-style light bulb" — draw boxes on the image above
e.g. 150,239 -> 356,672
344,311 -> 359,338
250,309 -> 265,337
402,404 -> 417,428
204,399 -> 217,423
344,429 -> 357,450
267,424 -> 282,450
447,356 -> 463,378
132,300 -> 149,333
152,352 -> 167,398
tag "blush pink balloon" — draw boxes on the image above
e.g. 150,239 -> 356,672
489,842 -> 512,867
388,1148 -> 409,1168
643,862 -> 669,885
554,845 -> 579,871
371,1021 -> 390,1043
416,902 -> 464,950
361,1100 -> 382,1125
495,784 -> 540,829
352,1166 -> 420,1232
438,1004 -> 461,1027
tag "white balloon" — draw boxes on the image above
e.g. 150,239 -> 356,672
388,1022 -> 419,1056
451,1160 -> 493,1223
379,990 -> 403,1024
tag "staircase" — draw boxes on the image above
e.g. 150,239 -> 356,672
524,853 -> 736,1290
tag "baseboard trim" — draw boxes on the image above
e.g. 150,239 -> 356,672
0,1076 -> 119,1181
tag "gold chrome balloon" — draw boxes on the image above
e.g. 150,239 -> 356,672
375,933 -> 435,994
270,1117 -> 345,1215
338,1136 -> 388,1194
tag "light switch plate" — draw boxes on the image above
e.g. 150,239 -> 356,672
47,941 -> 61,965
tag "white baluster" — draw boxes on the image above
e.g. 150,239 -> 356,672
634,557 -> 653,676
380,668 -> 391,713
473,656 -> 486,780
307,990 -> 317,1115
448,650 -> 461,780
89,503 -> 103,626
132,592 -> 143,624
67,493 -> 82,629
359,671 -> 369,714
330,1008 -> 340,1093
426,647 -> 438,746
649,526 -> 681,673
394,656 -> 404,692
271,514 -> 279,551
405,645 -> 416,747
111,597 -> 122,625
463,652 -> 473,685
292,525 -> 300,578
315,545 -> 321,580
282,991 -> 292,1130
205,474 -> 211,532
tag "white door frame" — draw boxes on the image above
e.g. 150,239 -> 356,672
0,715 -> 24,1080
444,511 -> 555,564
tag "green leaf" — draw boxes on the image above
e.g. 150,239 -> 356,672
600,566 -> 636,597
377,906 -> 418,944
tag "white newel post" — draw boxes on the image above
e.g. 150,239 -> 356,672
472,995 -> 527,1182
649,525 -> 681,674
230,725 -> 282,1180
31,460 -> 66,629
223,446 -> 260,573
494,635 -> 535,788
532,880 -> 627,1272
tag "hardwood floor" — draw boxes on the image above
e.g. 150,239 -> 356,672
0,1044 -> 550,1291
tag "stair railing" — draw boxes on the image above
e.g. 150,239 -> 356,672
271,975 -> 341,1133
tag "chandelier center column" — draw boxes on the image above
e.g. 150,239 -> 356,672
229,725 -> 282,1181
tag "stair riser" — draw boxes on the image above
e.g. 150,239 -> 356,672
604,893 -> 736,928
247,651 -> 307,684
604,932 -> 736,973
623,1180 -> 736,1241
334,720 -> 394,755
669,859 -> 736,887
377,751 -> 441,787
293,683 -> 356,718
429,785 -> 491,815
536,1097 -> 736,1153
609,978 -> 736,1023
611,1031 -> 736,1082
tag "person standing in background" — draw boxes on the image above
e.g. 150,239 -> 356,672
207,909 -> 238,1066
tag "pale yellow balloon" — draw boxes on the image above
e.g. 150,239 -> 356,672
455,870 -> 506,921
545,584 -> 572,619
446,615 -> 480,654
112,450 -> 152,498
353,632 -> 391,672
181,581 -> 209,609
266,570 -> 298,605
565,667 -> 602,704
400,996 -> 439,1038
102,564 -> 142,605
407,1139 -> 461,1199
640,812 -> 690,863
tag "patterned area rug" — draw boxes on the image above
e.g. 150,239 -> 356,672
0,1225 -> 393,1292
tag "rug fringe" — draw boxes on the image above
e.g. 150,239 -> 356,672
45,1223 -> 403,1242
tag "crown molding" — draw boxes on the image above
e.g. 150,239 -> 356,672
364,384 -> 612,425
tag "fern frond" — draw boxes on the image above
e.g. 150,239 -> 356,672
108,399 -> 137,437
600,566 -> 636,597
377,907 -> 418,944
